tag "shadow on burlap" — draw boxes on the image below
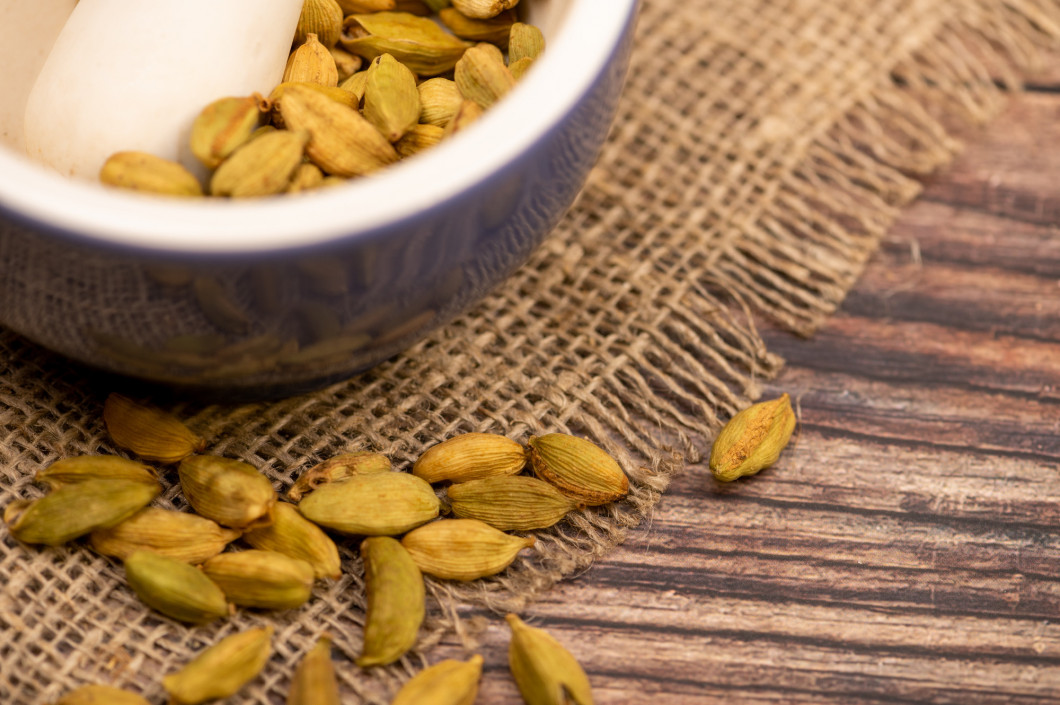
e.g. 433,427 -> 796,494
2,0 -> 1058,702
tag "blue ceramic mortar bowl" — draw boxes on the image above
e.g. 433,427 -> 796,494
0,0 -> 638,398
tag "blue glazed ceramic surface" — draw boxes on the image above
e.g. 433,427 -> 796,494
0,1 -> 638,398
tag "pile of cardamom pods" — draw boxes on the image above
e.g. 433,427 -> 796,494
100,0 -> 544,197
5,392 -> 625,704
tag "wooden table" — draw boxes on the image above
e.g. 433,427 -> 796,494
429,72 -> 1060,701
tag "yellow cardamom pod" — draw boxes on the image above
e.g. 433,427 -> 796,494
177,455 -> 277,530
103,393 -> 206,464
189,95 -> 265,169
201,549 -> 315,610
90,506 -> 241,564
506,613 -> 594,705
527,433 -> 629,506
358,536 -> 425,667
390,654 -> 483,705
210,129 -> 310,198
298,471 -> 440,535
340,11 -> 471,76
339,69 -> 370,102
450,0 -> 518,20
508,56 -> 534,81
283,32 -> 340,87
709,393 -> 796,482
438,7 -> 517,47
35,455 -> 158,491
413,432 -> 526,484
329,45 -> 364,83
338,0 -> 397,11
508,22 -> 545,63
4,478 -> 160,546
99,152 -> 203,197
123,550 -> 230,625
363,53 -> 421,142
446,475 -> 580,531
286,162 -> 326,194
287,636 -> 340,705
442,99 -> 484,137
163,626 -> 273,705
52,684 -> 151,705
395,123 -> 445,158
400,518 -> 534,581
417,77 -> 462,128
295,0 -> 345,48
243,501 -> 341,580
454,42 -> 515,109
287,451 -> 392,501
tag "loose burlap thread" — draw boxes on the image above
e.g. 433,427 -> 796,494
2,0 -> 1058,702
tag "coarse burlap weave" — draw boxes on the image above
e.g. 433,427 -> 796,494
3,0 -> 1058,702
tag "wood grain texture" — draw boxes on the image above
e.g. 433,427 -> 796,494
424,79 -> 1060,701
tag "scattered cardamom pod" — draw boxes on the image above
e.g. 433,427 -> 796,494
99,152 -> 203,197
447,475 -> 580,531
189,95 -> 264,169
450,0 -> 518,19
508,22 -> 545,63
279,83 -> 399,177
395,123 -> 445,158
123,549 -> 230,625
413,432 -> 526,484
299,471 -> 440,535
527,433 -> 629,506
417,77 -> 463,127
163,626 -> 273,705
709,393 -> 796,482
90,506 -> 241,564
439,7 -> 516,47
455,42 -> 515,109
178,455 -> 277,530
210,129 -> 310,198
201,549 -> 315,610
103,393 -> 205,464
52,684 -> 151,705
35,455 -> 158,491
287,451 -> 392,501
506,613 -> 594,705
4,478 -> 160,546
287,635 -> 340,705
243,502 -> 341,580
358,536 -> 425,667
390,654 -> 483,705
283,33 -> 340,87
363,53 -> 421,142
296,0 -> 345,47
341,12 -> 471,76
401,518 -> 534,581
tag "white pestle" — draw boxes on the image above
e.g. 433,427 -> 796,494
23,0 -> 305,180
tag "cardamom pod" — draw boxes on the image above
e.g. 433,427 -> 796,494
283,33 -> 340,87
103,393 -> 205,464
296,0 -> 345,47
400,518 -> 534,581
506,613 -> 594,705
358,536 -> 425,667
421,0 -> 451,10
413,432 -> 526,484
35,455 -> 158,491
709,393 -> 796,482
210,129 -> 310,198
363,53 -> 421,142
390,654 -> 483,705
178,455 -> 277,530
508,56 -> 534,81
329,45 -> 364,82
341,12 -> 471,76
447,475 -> 579,531
417,77 -> 462,127
287,636 -> 340,705
163,626 -> 273,705
338,0 -> 396,11
286,162 -> 326,193
395,123 -> 445,158
439,7 -> 516,47
192,276 -> 251,334
201,549 -> 315,610
243,502 -> 341,580
450,0 -> 518,19
339,69 -> 370,102
455,42 -> 515,109
279,83 -> 399,177
123,549 -> 230,624
287,451 -> 392,501
4,478 -> 160,546
527,434 -> 629,506
189,95 -> 264,169
269,81 -> 361,125
508,22 -> 545,63
442,99 -> 484,137
299,471 -> 440,535
90,506 -> 241,564
53,684 -> 151,705
99,152 -> 203,197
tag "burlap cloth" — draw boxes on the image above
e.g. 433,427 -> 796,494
3,0 -> 1058,702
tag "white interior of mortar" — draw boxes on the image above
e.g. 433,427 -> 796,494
0,0 -> 630,253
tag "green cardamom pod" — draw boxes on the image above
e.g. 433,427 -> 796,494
123,550 -> 230,625
163,626 -> 273,705
507,613 -> 594,705
400,518 -> 534,581
298,471 -> 440,535
177,455 -> 277,530
358,536 -> 425,667
243,502 -> 341,580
